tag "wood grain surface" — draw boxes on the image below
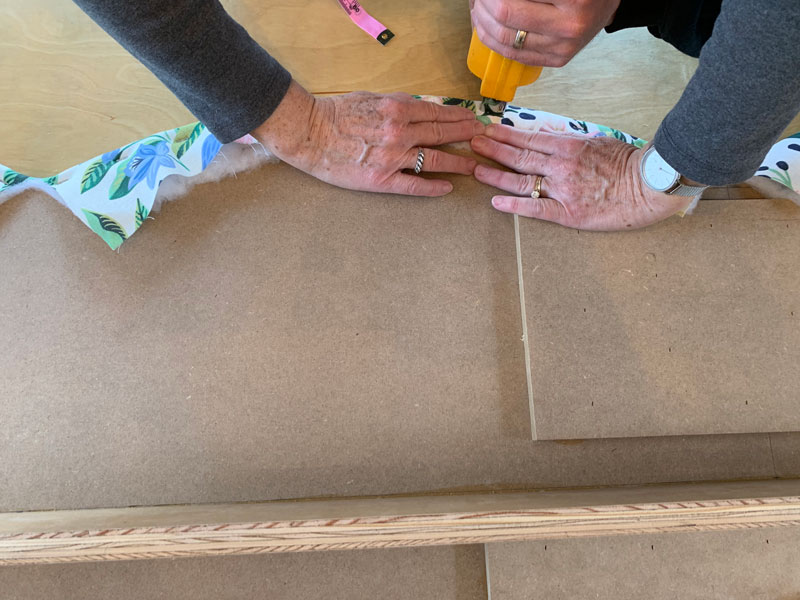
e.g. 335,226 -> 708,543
2,479 -> 799,565
0,0 -> 477,176
5,1 -> 795,178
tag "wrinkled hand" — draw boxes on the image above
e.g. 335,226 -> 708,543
471,124 -> 692,231
252,81 -> 484,197
470,0 -> 620,67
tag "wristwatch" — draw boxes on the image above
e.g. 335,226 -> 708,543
640,146 -> 708,196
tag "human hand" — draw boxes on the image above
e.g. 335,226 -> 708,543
470,0 -> 620,67
471,124 -> 693,231
252,81 -> 484,197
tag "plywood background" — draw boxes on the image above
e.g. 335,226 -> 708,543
2,0 -> 763,178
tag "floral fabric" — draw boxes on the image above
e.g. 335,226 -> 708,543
1,98 -> 798,250
755,133 -> 800,193
0,123 -> 221,250
420,96 -> 648,148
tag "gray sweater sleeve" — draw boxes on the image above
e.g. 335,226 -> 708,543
653,0 -> 800,186
73,0 -> 292,144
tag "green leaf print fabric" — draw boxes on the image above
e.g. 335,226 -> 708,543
1,98 -> 798,250
0,123 -> 218,249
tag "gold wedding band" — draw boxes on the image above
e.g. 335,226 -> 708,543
513,29 -> 528,50
531,175 -> 543,199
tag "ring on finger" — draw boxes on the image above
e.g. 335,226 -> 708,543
531,175 -> 544,199
513,30 -> 528,50
414,148 -> 426,174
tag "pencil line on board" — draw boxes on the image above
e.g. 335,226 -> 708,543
514,214 -> 537,440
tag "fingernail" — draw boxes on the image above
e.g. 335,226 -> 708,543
472,121 -> 486,134
492,196 -> 504,209
485,124 -> 497,138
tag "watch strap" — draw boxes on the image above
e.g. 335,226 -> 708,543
668,181 -> 708,197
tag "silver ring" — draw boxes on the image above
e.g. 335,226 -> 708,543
513,30 -> 528,50
414,148 -> 425,174
531,175 -> 543,199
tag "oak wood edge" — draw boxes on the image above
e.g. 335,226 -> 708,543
2,479 -> 799,566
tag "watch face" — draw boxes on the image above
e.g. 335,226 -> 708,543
642,149 -> 679,192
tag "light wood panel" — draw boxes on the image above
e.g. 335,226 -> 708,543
0,1 -> 194,177
514,27 -> 800,142
1,479 -> 799,565
0,0 -> 478,177
6,1 -> 795,179
513,28 -> 697,140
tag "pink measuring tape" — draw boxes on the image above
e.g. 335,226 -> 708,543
336,0 -> 394,45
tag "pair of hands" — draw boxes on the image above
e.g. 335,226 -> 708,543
465,0 -> 688,229
253,82 -> 688,231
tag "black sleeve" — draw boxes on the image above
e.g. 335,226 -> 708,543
73,0 -> 293,143
607,0 -> 722,58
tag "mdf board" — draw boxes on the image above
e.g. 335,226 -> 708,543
2,163 -> 796,513
0,545 -> 488,600
521,198 -> 800,440
0,164 -> 522,509
485,528 -> 800,599
773,432 -> 800,477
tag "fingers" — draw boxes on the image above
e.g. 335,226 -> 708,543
473,21 -> 556,67
479,0 -> 560,33
408,120 -> 485,147
471,1 -> 562,66
399,95 -> 478,124
471,135 -> 552,175
483,124 -> 563,154
407,148 -> 477,175
474,164 -> 547,195
385,172 -> 453,197
491,194 -> 569,224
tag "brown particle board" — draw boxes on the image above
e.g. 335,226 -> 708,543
0,165 -> 524,509
519,198 -> 800,440
771,432 -> 800,477
486,527 -> 800,599
0,164 -> 784,512
0,545 -> 488,600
